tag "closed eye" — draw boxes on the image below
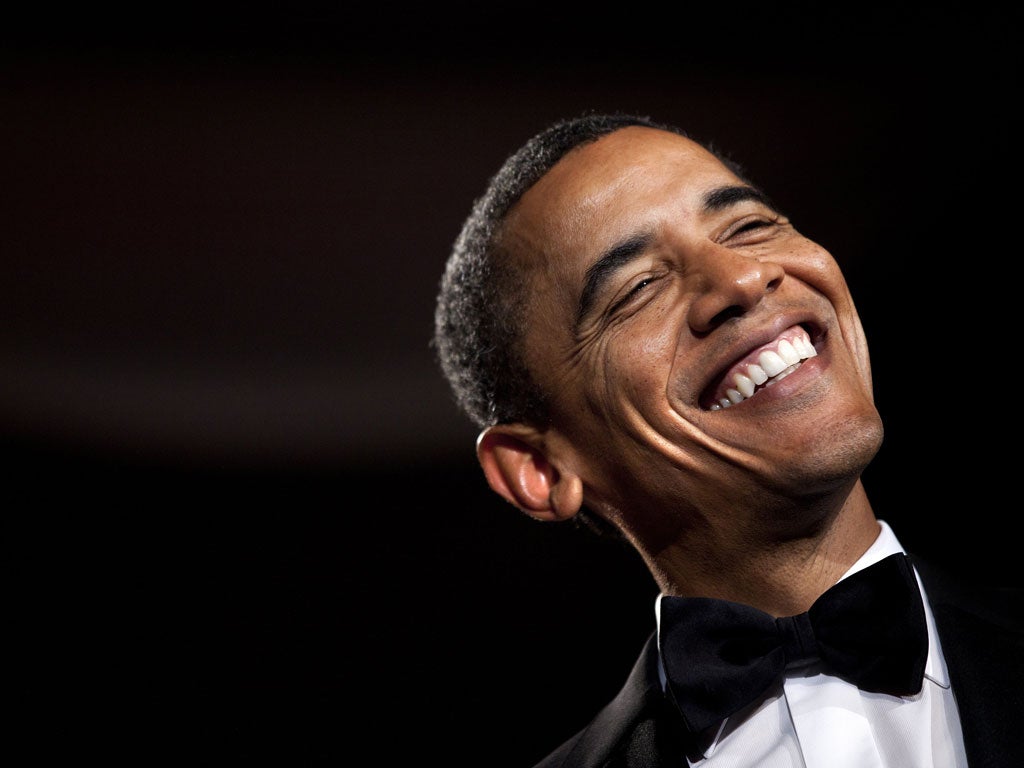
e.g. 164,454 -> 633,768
609,276 -> 656,315
575,233 -> 654,331
719,213 -> 786,245
735,219 -> 772,233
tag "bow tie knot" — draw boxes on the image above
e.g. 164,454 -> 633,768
659,553 -> 928,734
776,612 -> 820,668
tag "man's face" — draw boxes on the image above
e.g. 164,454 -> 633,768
500,126 -> 882,540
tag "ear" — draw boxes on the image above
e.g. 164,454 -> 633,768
476,424 -> 584,522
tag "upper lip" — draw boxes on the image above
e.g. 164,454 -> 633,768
697,312 -> 823,409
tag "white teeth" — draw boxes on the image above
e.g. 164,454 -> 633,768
767,363 -> 799,384
793,335 -> 817,358
758,350 -> 788,377
734,373 -> 756,398
777,339 -> 800,365
710,330 -> 818,410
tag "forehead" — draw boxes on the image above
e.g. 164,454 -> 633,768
502,126 -> 741,294
539,125 -> 727,203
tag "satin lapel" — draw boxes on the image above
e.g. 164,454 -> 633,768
557,634 -> 686,768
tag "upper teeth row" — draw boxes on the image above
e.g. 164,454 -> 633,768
710,335 -> 818,410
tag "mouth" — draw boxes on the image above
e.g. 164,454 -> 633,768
700,325 -> 819,411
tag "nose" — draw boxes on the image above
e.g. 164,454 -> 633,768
686,246 -> 785,333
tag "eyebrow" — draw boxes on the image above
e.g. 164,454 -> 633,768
704,184 -> 773,212
573,184 -> 773,328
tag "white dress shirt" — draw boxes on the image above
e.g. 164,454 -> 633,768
655,520 -> 968,767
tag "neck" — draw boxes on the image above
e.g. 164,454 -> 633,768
643,480 -> 881,616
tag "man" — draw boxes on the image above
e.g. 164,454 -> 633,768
432,113 -> 1022,767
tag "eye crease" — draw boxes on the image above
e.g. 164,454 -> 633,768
721,215 -> 780,242
736,219 -> 770,232
575,233 -> 654,329
616,276 -> 657,310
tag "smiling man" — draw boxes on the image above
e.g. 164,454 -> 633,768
432,114 -> 1022,767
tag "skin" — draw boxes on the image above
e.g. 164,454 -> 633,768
477,126 -> 885,617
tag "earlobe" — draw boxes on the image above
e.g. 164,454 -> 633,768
476,425 -> 582,522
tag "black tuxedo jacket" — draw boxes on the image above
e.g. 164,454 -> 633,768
533,555 -> 1024,768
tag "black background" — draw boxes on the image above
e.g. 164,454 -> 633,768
5,5 -> 1020,764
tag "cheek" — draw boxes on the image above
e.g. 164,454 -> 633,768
608,311 -> 678,406
785,245 -> 850,299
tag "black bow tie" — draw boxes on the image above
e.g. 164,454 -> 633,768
659,552 -> 928,734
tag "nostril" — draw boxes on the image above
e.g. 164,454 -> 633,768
708,305 -> 745,327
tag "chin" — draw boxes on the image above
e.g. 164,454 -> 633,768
798,411 -> 884,490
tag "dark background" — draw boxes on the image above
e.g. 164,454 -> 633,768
5,5 -> 1019,764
